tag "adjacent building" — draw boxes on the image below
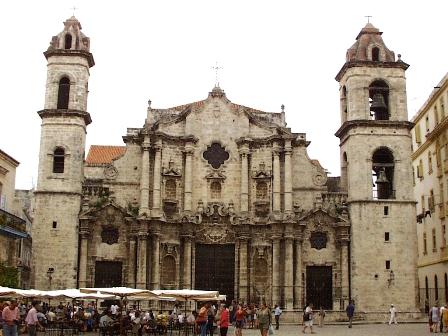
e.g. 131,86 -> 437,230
31,17 -> 419,319
0,149 -> 29,288
411,73 -> 448,309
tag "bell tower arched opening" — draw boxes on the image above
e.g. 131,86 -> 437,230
369,80 -> 389,120
57,77 -> 70,109
64,34 -> 72,49
372,147 -> 394,199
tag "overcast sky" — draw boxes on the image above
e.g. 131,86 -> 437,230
1,1 -> 447,189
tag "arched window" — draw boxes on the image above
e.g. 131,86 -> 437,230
372,47 -> 380,61
256,181 -> 268,200
435,275 -> 439,301
161,255 -> 176,289
372,148 -> 394,199
211,181 -> 221,199
53,147 -> 65,173
369,80 -> 389,120
425,276 -> 429,299
165,179 -> 176,199
341,86 -> 348,118
57,77 -> 70,109
64,34 -> 72,49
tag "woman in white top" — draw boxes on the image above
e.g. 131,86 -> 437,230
302,303 -> 314,334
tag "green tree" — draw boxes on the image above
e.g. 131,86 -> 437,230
0,263 -> 19,287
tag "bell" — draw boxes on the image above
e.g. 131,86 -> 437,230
376,168 -> 391,199
376,168 -> 389,184
371,93 -> 387,110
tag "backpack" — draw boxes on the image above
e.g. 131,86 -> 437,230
303,311 -> 310,321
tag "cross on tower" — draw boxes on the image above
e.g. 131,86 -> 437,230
71,6 -> 77,16
211,62 -> 223,87
365,15 -> 372,23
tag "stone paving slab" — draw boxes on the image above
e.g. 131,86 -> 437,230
237,324 -> 430,336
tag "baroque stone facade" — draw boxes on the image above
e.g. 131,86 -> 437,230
32,18 -> 419,317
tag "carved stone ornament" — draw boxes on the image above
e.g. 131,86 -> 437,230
310,231 -> 327,250
104,165 -> 118,179
101,226 -> 119,245
195,202 -> 237,243
312,173 -> 327,186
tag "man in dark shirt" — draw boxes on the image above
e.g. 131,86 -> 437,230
346,300 -> 355,328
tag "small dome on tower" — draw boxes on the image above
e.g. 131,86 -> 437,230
47,16 -> 90,52
209,85 -> 226,98
345,23 -> 395,62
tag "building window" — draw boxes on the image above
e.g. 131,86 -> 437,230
210,181 -> 221,199
415,124 -> 422,144
436,141 -> 442,167
423,232 -> 427,255
203,142 -> 229,169
425,276 -> 429,299
372,147 -> 394,199
165,179 -> 176,199
418,160 -> 424,180
369,80 -> 389,120
372,47 -> 380,61
441,98 -> 445,118
384,206 -> 389,216
433,228 -> 437,251
52,221 -> 57,229
385,260 -> 391,269
57,77 -> 70,109
385,232 -> 390,242
53,147 -> 65,173
64,34 -> 72,49
428,152 -> 433,174
435,106 -> 439,125
429,189 -> 435,211
256,181 -> 268,200
426,116 -> 430,132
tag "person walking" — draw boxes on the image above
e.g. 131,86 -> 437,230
273,304 -> 282,330
388,304 -> 397,325
429,303 -> 440,333
197,303 -> 210,336
318,307 -> 325,328
1,300 -> 20,336
302,303 -> 314,334
346,300 -> 355,328
256,303 -> 271,336
25,301 -> 42,336
218,304 -> 229,336
234,304 -> 246,336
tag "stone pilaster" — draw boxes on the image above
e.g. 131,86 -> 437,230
184,144 -> 194,212
151,233 -> 161,289
152,140 -> 162,216
341,241 -> 349,300
272,236 -> 281,305
240,146 -> 249,214
239,237 -> 249,302
127,236 -> 137,287
284,140 -> 293,213
284,236 -> 294,309
136,232 -> 148,289
183,235 -> 192,289
139,139 -> 150,215
294,237 -> 303,309
78,230 -> 90,288
272,143 -> 281,212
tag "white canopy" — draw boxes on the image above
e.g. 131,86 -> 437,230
13,289 -> 49,298
0,286 -> 16,297
194,294 -> 226,302
151,289 -> 220,301
80,287 -> 151,297
45,289 -> 116,300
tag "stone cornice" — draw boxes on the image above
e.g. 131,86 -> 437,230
38,109 -> 92,126
44,49 -> 95,68
335,120 -> 413,138
335,60 -> 409,82
0,149 -> 19,167
34,190 -> 82,196
151,132 -> 198,144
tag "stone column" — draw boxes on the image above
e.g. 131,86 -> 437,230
139,139 -> 151,215
151,233 -> 161,289
239,238 -> 249,303
152,141 -> 162,216
284,140 -> 293,213
184,144 -> 194,212
240,146 -> 249,213
294,239 -> 303,309
284,236 -> 294,309
78,231 -> 89,288
272,143 -> 281,212
272,237 -> 281,305
183,236 -> 192,289
136,233 -> 148,289
127,236 -> 137,287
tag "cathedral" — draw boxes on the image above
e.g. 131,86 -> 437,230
32,16 -> 419,319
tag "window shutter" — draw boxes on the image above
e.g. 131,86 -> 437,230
415,124 -> 421,144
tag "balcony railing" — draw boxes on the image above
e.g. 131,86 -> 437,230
372,190 -> 396,200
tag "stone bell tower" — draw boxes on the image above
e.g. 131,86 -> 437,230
32,16 -> 94,289
335,23 -> 418,312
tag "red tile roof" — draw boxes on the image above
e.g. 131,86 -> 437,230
85,145 -> 126,165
